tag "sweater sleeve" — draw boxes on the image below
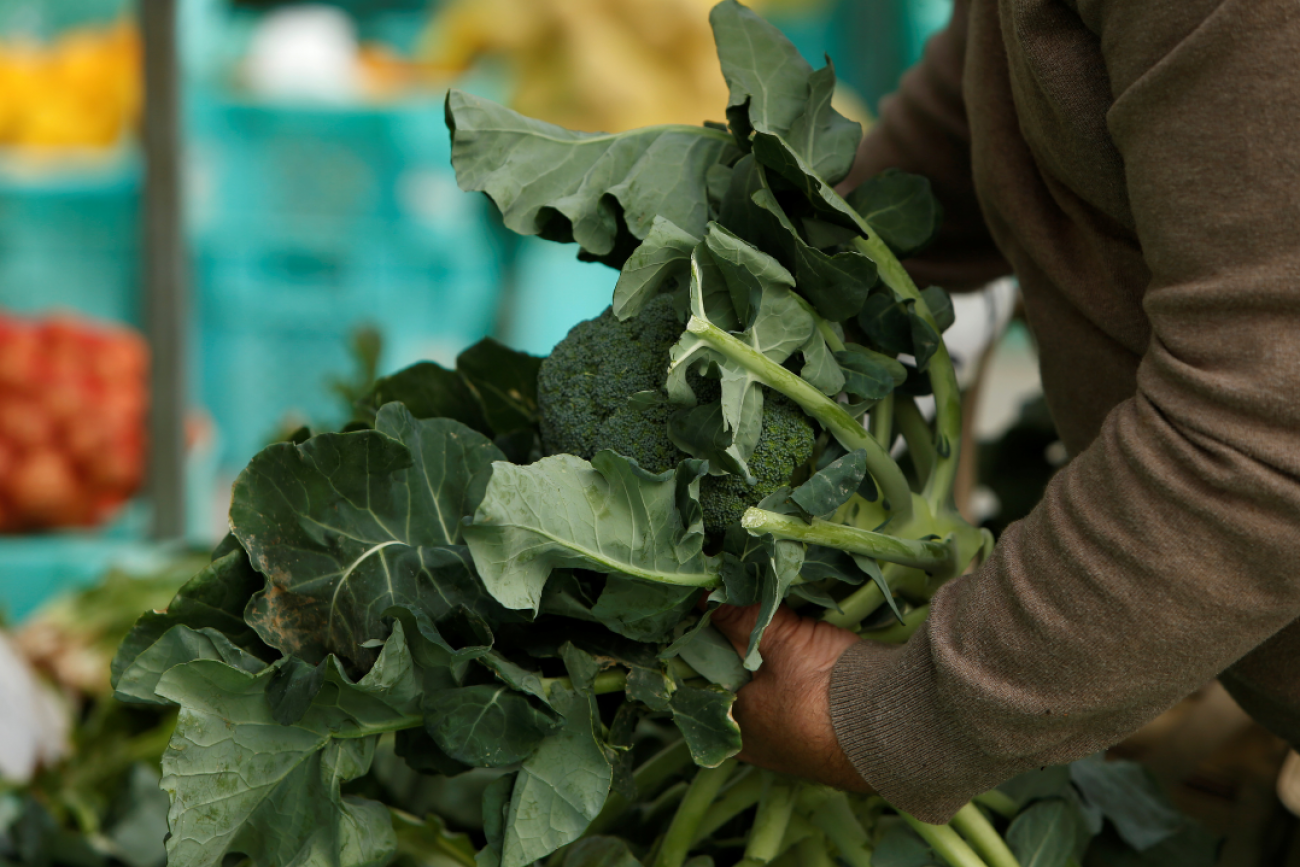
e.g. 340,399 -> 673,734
842,0 -> 1010,291
830,0 -> 1300,823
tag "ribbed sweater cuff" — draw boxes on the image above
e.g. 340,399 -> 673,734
829,635 -> 1013,824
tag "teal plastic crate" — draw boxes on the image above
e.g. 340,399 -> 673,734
498,237 -> 618,357
826,0 -> 955,111
0,0 -> 131,40
0,156 -> 142,326
195,217 -> 504,469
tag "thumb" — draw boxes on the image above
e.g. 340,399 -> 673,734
709,604 -> 762,658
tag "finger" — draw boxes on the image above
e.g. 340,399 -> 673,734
709,603 -> 762,657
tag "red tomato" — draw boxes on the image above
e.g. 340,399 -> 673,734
0,437 -> 15,482
0,397 -> 54,448
93,382 -> 146,438
7,447 -> 82,527
93,330 -> 148,384
88,434 -> 143,492
0,323 -> 40,390
62,421 -> 108,468
38,374 -> 91,426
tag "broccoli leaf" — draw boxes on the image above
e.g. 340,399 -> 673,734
663,618 -> 750,693
499,650 -> 613,867
235,406 -> 508,665
591,576 -> 701,644
799,325 -> 847,395
845,169 -> 944,258
149,624 -> 424,867
447,90 -> 739,267
426,685 -> 562,768
742,537 -> 805,669
718,156 -> 876,322
1069,757 -> 1188,852
835,345 -> 908,402
612,217 -> 700,320
921,286 -> 956,333
710,1 -> 861,185
792,449 -> 867,518
750,132 -> 863,230
456,340 -> 544,437
560,837 -> 643,867
112,548 -> 270,690
114,625 -> 265,707
464,453 -> 718,614
669,683 -> 742,768
1006,799 -> 1084,867
666,228 -> 816,474
359,361 -> 489,436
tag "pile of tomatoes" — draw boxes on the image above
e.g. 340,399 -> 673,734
0,314 -> 148,532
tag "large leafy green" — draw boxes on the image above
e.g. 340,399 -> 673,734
426,686 -> 561,768
845,169 -> 943,258
612,217 -> 700,320
666,226 -> 819,475
131,624 -> 424,867
1069,757 -> 1188,852
464,453 -> 718,614
497,648 -> 614,867
717,155 -> 876,323
668,683 -> 742,768
1006,799 -> 1084,867
112,548 -> 270,690
234,405 -> 507,664
709,0 -> 860,184
447,90 -> 739,268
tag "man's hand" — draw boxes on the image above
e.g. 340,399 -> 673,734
710,603 -> 875,794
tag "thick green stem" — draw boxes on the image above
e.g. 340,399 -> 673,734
972,790 -> 1018,821
777,813 -> 818,854
895,395 -> 937,482
337,714 -> 423,739
900,812 -> 992,867
870,392 -> 895,450
586,740 -> 693,837
861,603 -> 930,643
685,316 -> 913,520
692,767 -> 764,844
645,782 -> 689,827
821,579 -> 884,630
807,792 -> 873,867
743,778 -> 799,865
654,759 -> 736,867
543,669 -> 629,699
795,831 -> 836,867
952,804 -> 1022,867
742,509 -> 951,571
850,233 -> 961,511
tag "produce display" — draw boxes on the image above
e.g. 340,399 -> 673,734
0,560 -> 204,867
109,4 -> 1214,867
0,313 -> 148,532
0,21 -> 141,150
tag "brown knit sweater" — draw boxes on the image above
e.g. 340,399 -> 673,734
829,0 -> 1300,824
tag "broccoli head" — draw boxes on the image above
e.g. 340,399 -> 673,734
537,293 -> 815,534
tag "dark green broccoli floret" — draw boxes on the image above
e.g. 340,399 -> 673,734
699,396 -> 815,532
537,294 -> 815,534
537,293 -> 684,471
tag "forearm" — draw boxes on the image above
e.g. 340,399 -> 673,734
829,392 -> 1300,823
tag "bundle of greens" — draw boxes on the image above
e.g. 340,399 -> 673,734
109,4 -> 1214,867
